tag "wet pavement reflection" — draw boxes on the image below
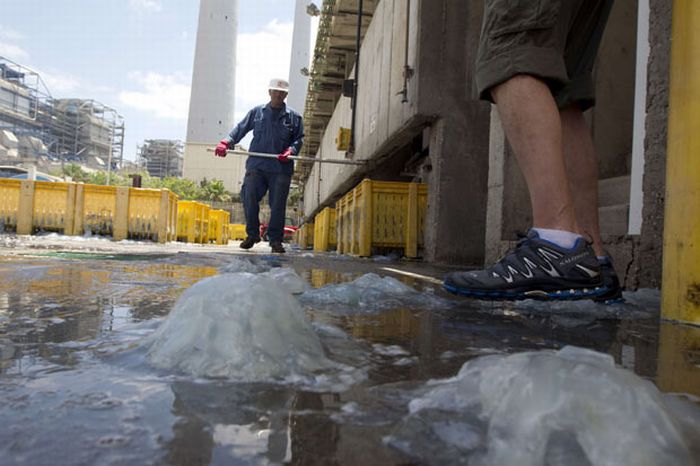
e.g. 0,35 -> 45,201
0,246 -> 698,465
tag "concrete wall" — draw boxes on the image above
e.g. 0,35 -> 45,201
303,0 -> 491,264
303,0 -> 423,217
419,0 -> 491,264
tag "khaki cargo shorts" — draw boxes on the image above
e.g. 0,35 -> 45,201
475,0 -> 615,110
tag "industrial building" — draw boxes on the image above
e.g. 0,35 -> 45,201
296,0 -> 675,290
0,56 -> 125,172
138,139 -> 184,178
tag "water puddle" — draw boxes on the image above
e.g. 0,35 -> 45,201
1,252 -> 698,465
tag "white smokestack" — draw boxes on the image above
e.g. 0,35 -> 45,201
185,0 -> 238,145
287,0 -> 311,113
183,0 -> 243,192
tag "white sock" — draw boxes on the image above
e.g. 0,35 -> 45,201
532,227 -> 582,249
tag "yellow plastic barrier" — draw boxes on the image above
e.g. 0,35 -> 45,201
656,322 -> 700,397
0,179 -> 77,235
297,222 -> 314,249
0,178 -> 21,231
208,209 -> 230,245
127,188 -> 178,243
314,208 -> 337,252
31,181 -> 78,235
336,179 -> 427,258
74,185 -> 178,242
229,223 -> 247,241
73,184 -> 119,237
0,180 -> 176,242
662,0 -> 700,324
177,201 -> 210,244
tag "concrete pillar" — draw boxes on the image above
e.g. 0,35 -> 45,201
638,0 -> 673,288
484,110 -> 531,264
421,0 -> 491,265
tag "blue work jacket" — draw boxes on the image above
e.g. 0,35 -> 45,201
225,103 -> 304,175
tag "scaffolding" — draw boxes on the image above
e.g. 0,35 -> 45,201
138,139 -> 184,178
0,56 -> 125,168
51,98 -> 125,168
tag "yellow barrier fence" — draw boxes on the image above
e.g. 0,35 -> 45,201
313,208 -> 336,252
127,188 -> 178,242
73,185 -> 177,242
296,222 -> 314,249
208,209 -> 230,245
0,180 -> 77,235
229,223 -> 247,241
0,178 -> 21,231
0,180 -> 177,242
336,179 -> 427,258
177,201 -> 210,244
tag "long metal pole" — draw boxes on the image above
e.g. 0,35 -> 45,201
205,148 -> 367,166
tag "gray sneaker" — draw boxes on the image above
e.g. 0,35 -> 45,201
592,256 -> 624,304
443,230 -> 606,300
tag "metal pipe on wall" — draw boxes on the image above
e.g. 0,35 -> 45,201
349,0 -> 364,154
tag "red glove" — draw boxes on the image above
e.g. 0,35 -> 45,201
277,147 -> 293,163
214,140 -> 229,157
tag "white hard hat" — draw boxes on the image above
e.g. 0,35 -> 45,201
268,78 -> 289,92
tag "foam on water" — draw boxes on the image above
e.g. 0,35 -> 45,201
145,273 -> 337,381
299,273 -> 451,313
389,346 -> 700,466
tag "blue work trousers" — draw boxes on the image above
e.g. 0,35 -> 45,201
241,169 -> 291,243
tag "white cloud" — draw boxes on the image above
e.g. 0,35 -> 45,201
0,25 -> 23,41
235,19 -> 294,114
128,0 -> 162,12
40,69 -> 83,95
0,41 -> 29,61
119,71 -> 190,120
0,25 -> 28,61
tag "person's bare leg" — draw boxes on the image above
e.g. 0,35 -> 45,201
560,105 -> 604,256
491,74 -> 580,234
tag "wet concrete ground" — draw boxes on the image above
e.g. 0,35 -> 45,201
0,234 -> 698,465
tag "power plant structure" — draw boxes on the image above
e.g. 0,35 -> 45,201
138,139 -> 184,178
182,0 -> 242,192
0,56 -> 125,172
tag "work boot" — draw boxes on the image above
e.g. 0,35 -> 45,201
443,229 -> 606,300
240,236 -> 260,250
270,242 -> 285,254
592,256 -> 624,304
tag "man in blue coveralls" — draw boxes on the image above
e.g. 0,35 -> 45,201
215,78 -> 304,254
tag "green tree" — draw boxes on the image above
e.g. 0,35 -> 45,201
199,179 -> 231,203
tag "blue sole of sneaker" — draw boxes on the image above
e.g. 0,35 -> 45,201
443,282 -> 608,301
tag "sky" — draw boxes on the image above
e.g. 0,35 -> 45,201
0,0 -> 317,161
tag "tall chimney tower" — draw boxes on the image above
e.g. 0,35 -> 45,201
287,0 -> 311,113
183,0 -> 243,191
